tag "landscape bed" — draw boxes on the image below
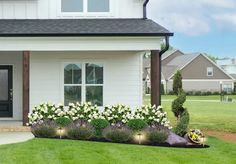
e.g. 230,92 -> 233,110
28,102 -> 207,148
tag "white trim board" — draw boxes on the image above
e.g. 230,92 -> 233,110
168,79 -> 234,82
0,37 -> 163,51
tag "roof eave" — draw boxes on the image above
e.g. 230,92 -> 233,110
0,33 -> 174,37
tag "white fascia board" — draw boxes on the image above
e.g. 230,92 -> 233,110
0,37 -> 163,51
168,79 -> 234,82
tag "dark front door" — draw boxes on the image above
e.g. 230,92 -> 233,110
0,66 -> 13,117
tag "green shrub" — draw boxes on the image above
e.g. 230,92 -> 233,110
195,91 -> 202,96
91,119 -> 109,137
55,117 -> 72,127
31,120 -> 57,138
161,83 -> 165,95
127,119 -> 148,132
173,70 -> 182,95
174,111 -> 190,136
171,71 -> 190,137
67,122 -> 94,140
146,128 -> 169,144
213,91 -> 220,95
171,89 -> 186,117
103,126 -> 132,143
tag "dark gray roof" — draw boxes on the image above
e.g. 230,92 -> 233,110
167,53 -> 200,69
161,49 -> 179,60
0,19 -> 173,37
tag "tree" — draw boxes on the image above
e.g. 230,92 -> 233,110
206,54 -> 219,63
161,43 -> 174,51
172,70 -> 182,95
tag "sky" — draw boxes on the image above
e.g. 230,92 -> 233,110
148,0 -> 236,58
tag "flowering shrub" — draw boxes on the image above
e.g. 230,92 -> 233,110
134,105 -> 171,129
28,103 -> 171,130
102,104 -> 133,125
28,102 -> 64,125
28,102 -> 101,125
67,102 -> 101,122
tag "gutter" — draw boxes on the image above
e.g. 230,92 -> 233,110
160,36 -> 170,56
159,36 -> 170,105
143,0 -> 150,19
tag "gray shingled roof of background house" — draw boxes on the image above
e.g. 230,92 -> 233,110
163,53 -> 200,79
161,49 -> 178,60
0,19 -> 173,36
167,53 -> 200,69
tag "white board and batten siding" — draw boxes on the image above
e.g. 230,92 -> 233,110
0,0 -> 144,19
30,51 -> 143,112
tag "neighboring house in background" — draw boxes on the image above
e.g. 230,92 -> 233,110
143,50 -> 235,94
0,0 -> 173,125
216,58 -> 236,90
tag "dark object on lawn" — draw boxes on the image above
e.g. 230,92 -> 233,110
31,119 -> 57,138
67,121 -> 95,140
55,117 -> 72,127
103,126 -> 132,143
91,119 -> 109,137
145,127 -> 169,144
166,131 -> 188,146
127,119 -> 148,132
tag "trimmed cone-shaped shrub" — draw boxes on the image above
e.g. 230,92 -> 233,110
171,71 -> 190,136
103,126 -> 132,143
174,111 -> 190,136
31,120 -> 57,138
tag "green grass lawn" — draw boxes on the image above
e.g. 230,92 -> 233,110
144,95 -> 236,133
0,138 -> 235,164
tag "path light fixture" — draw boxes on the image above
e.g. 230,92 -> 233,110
134,132 -> 146,145
57,127 -> 65,139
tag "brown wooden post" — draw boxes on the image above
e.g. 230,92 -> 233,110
151,50 -> 161,106
23,51 -> 30,126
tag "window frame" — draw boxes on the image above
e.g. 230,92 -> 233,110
59,0 -> 113,17
62,62 -> 104,106
207,67 -> 213,77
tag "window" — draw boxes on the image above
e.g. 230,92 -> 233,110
61,0 -> 83,12
88,0 -> 109,12
207,67 -> 213,76
223,84 -> 232,93
64,64 -> 82,105
86,63 -> 103,106
63,63 -> 104,106
61,0 -> 110,13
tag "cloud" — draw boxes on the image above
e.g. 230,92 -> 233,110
212,13 -> 236,29
148,0 -> 236,36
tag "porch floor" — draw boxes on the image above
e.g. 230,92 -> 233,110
0,121 -> 30,132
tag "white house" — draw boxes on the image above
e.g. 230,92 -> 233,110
217,58 -> 236,81
0,0 -> 173,125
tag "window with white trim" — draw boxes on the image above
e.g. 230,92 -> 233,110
64,63 -> 104,106
61,0 -> 110,13
207,67 -> 213,76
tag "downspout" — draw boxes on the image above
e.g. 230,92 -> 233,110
158,36 -> 170,105
143,0 -> 150,19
